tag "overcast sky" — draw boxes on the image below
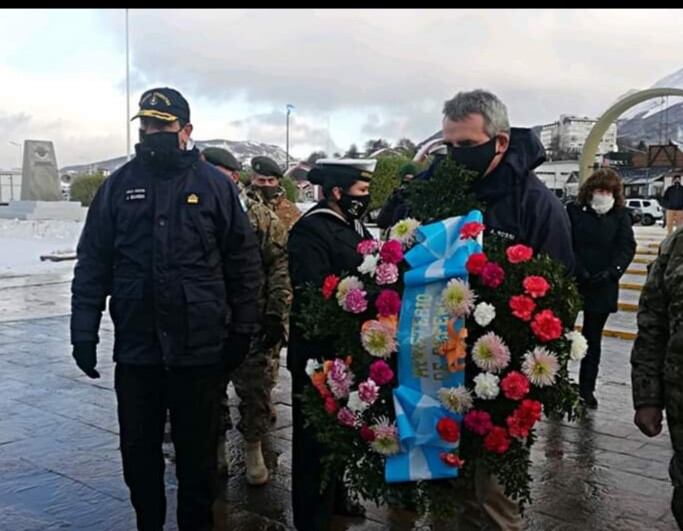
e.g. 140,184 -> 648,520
0,8 -> 682,169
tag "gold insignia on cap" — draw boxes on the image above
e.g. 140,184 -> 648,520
187,193 -> 199,204
360,171 -> 372,178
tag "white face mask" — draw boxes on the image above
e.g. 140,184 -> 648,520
591,193 -> 614,215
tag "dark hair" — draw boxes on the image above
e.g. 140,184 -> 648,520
674,174 -> 681,181
578,168 -> 625,208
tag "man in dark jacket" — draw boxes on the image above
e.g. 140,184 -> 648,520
414,90 -> 575,275
288,158 -> 375,530
416,89 -> 575,529
70,87 -> 262,531
663,174 -> 683,235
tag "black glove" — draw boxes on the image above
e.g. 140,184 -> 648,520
223,333 -> 252,374
261,315 -> 284,350
589,270 -> 611,285
72,342 -> 100,379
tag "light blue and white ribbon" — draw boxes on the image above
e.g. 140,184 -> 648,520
385,210 -> 483,483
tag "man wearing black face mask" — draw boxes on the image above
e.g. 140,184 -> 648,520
287,158 -> 376,530
413,90 -> 574,529
70,87 -> 263,531
249,155 -> 302,230
416,89 -> 575,275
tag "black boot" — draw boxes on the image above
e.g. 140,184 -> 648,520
580,391 -> 598,410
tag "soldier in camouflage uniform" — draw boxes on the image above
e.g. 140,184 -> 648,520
631,228 -> 683,528
250,156 -> 302,230
203,148 -> 292,486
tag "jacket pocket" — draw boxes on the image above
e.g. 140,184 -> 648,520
183,280 -> 227,349
109,278 -> 149,333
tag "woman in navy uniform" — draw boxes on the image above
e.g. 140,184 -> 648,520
287,159 -> 376,531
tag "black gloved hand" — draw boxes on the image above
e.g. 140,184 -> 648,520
589,270 -> 611,285
224,333 -> 252,374
261,315 -> 284,350
72,342 -> 100,379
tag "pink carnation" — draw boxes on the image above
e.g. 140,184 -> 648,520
358,379 -> 380,405
464,409 -> 493,436
357,239 -> 379,256
343,288 -> 368,314
380,240 -> 404,264
376,263 -> 399,285
369,360 -> 394,385
376,289 -> 401,317
337,407 -> 357,427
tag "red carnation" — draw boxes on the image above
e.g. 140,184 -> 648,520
376,289 -> 401,317
463,410 -> 493,436
322,275 -> 340,300
324,396 -> 339,415
480,262 -> 505,288
531,309 -> 563,342
466,252 -> 488,275
484,426 -> 511,454
380,240 -> 404,264
360,424 -> 376,442
460,221 -> 485,240
509,295 -> 536,322
440,452 -> 465,468
518,399 -> 543,425
369,360 -> 394,385
436,417 -> 460,443
506,399 -> 542,439
523,276 -> 550,299
500,371 -> 530,401
506,412 -> 531,439
506,244 -> 534,264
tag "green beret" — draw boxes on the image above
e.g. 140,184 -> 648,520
251,156 -> 283,178
203,147 -> 242,171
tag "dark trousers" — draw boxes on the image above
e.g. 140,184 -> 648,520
579,311 -> 610,396
115,363 -> 222,531
291,366 -> 337,531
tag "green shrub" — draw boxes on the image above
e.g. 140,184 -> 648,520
70,172 -> 107,206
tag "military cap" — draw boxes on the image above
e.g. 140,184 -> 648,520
251,156 -> 283,178
308,158 -> 377,189
131,87 -> 190,124
203,147 -> 242,171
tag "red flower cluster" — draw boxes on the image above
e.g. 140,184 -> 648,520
523,276 -> 550,299
464,410 -> 493,436
369,360 -> 394,385
360,424 -> 376,442
500,371 -> 530,401
480,262 -> 505,288
460,221 -> 485,240
324,396 -> 339,415
375,289 -> 401,317
506,399 -> 542,439
436,417 -> 460,443
466,252 -> 488,275
380,240 -> 404,264
509,295 -> 536,321
440,452 -> 465,468
506,244 -> 534,264
483,426 -> 510,454
531,309 -> 563,342
322,275 -> 340,300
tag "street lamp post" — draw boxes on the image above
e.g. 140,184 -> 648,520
286,104 -> 294,169
125,8 -> 131,161
8,141 -> 21,201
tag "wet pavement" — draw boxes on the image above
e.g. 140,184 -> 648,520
0,269 -> 678,530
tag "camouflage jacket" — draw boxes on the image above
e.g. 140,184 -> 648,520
239,184 -> 292,328
631,229 -> 683,408
248,185 -> 302,231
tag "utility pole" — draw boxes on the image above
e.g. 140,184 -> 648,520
286,104 -> 294,169
125,8 -> 131,161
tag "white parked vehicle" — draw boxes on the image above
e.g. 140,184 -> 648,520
624,198 -> 663,226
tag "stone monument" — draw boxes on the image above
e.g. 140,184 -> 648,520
0,140 -> 85,221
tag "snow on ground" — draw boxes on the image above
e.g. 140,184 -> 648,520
0,219 -> 83,277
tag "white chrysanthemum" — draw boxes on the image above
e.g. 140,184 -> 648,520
305,359 -> 321,377
361,320 -> 397,358
441,278 -> 476,318
522,347 -> 560,387
370,416 -> 400,455
357,254 -> 379,277
438,386 -> 474,414
473,372 -> 500,400
347,391 -> 369,414
389,218 -> 421,247
473,302 -> 496,327
336,276 -> 364,305
565,331 -> 588,361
